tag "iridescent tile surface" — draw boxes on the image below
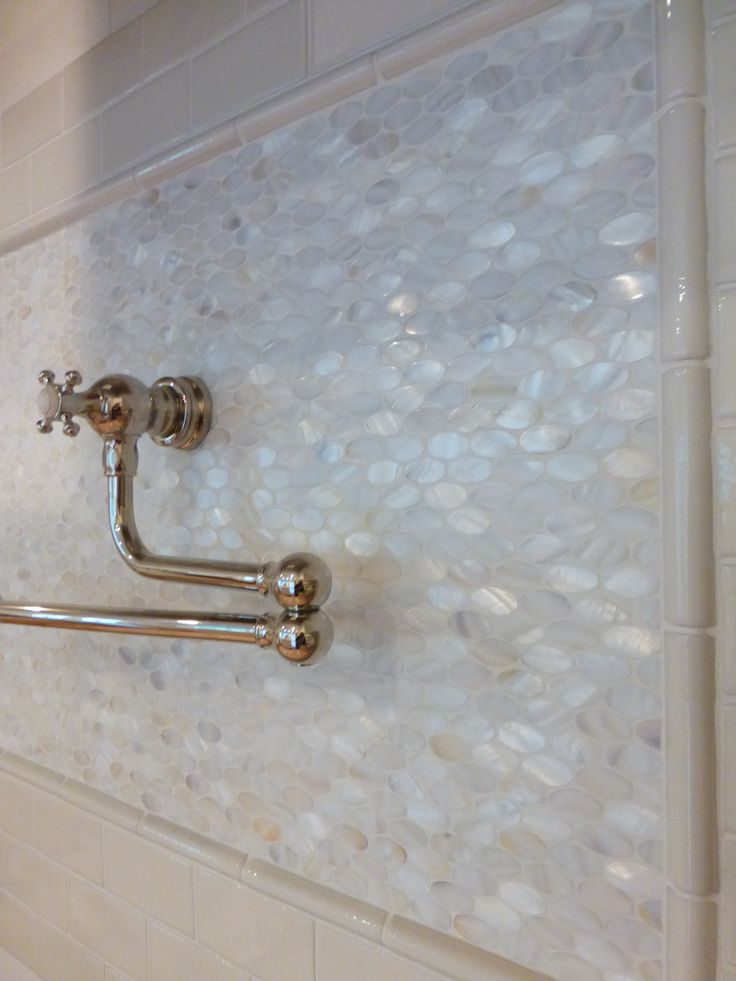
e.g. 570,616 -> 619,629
0,1 -> 660,977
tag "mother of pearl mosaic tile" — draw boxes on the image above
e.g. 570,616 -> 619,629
0,1 -> 660,977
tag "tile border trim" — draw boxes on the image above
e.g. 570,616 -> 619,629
0,0 -> 561,259
0,748 -> 550,981
655,0 -> 718,977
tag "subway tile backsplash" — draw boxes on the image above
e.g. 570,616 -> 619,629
0,1 -> 661,979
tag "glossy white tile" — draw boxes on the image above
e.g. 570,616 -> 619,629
658,103 -> 707,361
664,631 -> 717,896
662,365 -> 714,626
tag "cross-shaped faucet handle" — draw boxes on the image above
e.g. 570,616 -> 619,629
36,369 -> 83,436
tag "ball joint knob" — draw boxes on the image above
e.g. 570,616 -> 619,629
266,552 -> 332,611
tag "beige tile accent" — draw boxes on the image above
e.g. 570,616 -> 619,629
35,790 -> 104,882
149,923 -> 251,981
135,120 -> 240,187
717,291 -> 736,419
243,857 -> 385,941
59,778 -> 140,831
31,118 -> 101,210
662,365 -> 715,626
140,813 -> 245,878
0,159 -> 31,229
384,914 -> 550,981
715,17 -> 736,147
0,888 -> 105,981
64,20 -> 143,127
104,824 -> 194,935
101,62 -> 189,177
191,0 -> 306,131
372,0 -> 559,79
234,57 -> 376,143
311,0 -> 471,70
721,563 -> 736,696
143,0 -> 244,77
110,0 -> 160,33
658,104 -> 708,361
666,890 -> 717,981
723,705 -> 736,833
0,751 -> 65,794
719,427 -> 736,556
0,0 -> 110,113
195,867 -> 315,980
68,876 -> 147,980
317,924 -> 446,981
0,772 -> 34,843
716,154 -> 736,285
665,631 -> 718,896
0,945 -> 42,981
1,75 -> 63,165
654,0 -> 705,106
2,835 -> 67,929
726,837 -> 736,967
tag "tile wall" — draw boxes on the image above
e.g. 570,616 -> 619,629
1,0 -> 537,236
0,2 -> 665,979
710,0 -> 736,975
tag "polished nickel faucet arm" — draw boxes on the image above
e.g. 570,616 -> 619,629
108,471 -> 275,593
6,368 -> 336,665
0,602 -> 332,663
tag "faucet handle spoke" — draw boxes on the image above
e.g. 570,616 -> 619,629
36,368 -> 82,434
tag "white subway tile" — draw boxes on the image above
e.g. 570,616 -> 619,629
718,427 -> 736,556
725,837 -> 736,966
35,791 -> 103,882
665,890 -> 717,981
140,813 -> 245,879
384,914 -> 547,981
59,778 -> 140,831
714,1 -> 736,20
0,159 -> 31,230
234,57 -> 375,143
317,924 -> 445,981
721,563 -> 736,695
31,118 -> 101,211
0,888 -> 105,981
0,772 -> 34,843
149,923 -> 250,981
195,867 -> 314,980
655,0 -> 705,106
664,631 -> 718,896
0,0 -> 110,114
64,20 -> 143,127
68,876 -> 147,980
715,18 -> 736,147
717,291 -> 736,418
243,857 -> 385,941
311,0 -> 472,71
191,0 -> 306,131
716,153 -> 736,285
0,752 -> 65,795
723,705 -> 736,833
143,0 -> 244,77
0,945 -> 42,981
658,103 -> 708,361
1,75 -> 63,165
2,835 -> 67,928
101,62 -> 189,177
372,0 -> 559,79
662,365 -> 715,626
104,825 -> 194,935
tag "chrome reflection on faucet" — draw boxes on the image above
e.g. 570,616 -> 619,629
0,370 -> 333,664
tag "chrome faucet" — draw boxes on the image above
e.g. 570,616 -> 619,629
0,370 -> 334,664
